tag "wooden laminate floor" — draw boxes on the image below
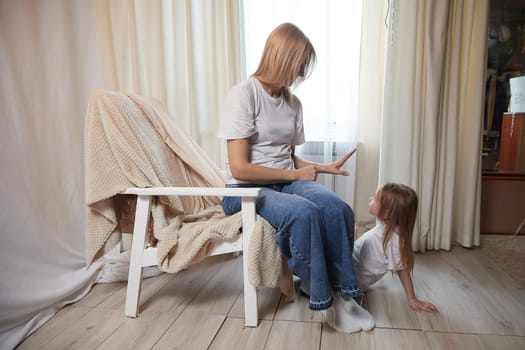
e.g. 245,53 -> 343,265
17,242 -> 525,350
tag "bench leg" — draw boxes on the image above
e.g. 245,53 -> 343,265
125,195 -> 151,318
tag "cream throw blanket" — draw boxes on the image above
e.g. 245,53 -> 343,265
84,90 -> 281,287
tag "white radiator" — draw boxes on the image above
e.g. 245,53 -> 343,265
295,141 -> 357,208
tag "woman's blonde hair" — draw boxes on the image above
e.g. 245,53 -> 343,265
377,183 -> 418,272
252,23 -> 316,105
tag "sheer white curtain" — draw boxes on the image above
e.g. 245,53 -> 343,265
242,0 -> 362,152
96,0 -> 242,166
0,1 -> 103,348
378,0 -> 488,250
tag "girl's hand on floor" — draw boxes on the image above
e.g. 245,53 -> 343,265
408,298 -> 439,313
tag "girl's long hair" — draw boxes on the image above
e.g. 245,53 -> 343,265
252,23 -> 316,106
377,183 -> 418,272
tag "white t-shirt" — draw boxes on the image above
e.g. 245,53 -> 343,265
217,77 -> 305,184
353,222 -> 405,291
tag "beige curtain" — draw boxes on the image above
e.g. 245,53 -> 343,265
376,0 -> 488,251
0,1 -> 104,348
354,0 -> 388,225
95,0 -> 241,166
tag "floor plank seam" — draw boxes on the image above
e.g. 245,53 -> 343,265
148,314 -> 180,350
206,316 -> 228,349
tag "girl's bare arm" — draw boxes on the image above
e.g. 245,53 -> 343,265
397,269 -> 439,313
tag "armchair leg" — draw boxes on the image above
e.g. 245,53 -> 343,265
121,190 -> 260,325
241,197 -> 258,327
125,195 -> 152,318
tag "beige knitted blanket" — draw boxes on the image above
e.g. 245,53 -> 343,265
84,90 -> 281,287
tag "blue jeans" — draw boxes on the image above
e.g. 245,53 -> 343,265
222,180 -> 361,310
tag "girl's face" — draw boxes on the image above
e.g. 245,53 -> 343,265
368,189 -> 381,217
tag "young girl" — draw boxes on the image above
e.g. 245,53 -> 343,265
353,183 -> 438,313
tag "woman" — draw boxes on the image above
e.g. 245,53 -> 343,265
218,23 -> 374,333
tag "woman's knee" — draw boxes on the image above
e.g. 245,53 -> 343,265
324,196 -> 353,219
290,199 -> 322,224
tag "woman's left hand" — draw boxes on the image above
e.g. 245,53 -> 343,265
320,148 -> 356,176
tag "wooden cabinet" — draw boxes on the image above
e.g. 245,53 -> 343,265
481,173 -> 525,234
500,113 -> 525,173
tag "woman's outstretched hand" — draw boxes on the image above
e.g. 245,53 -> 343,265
293,148 -> 356,180
321,148 -> 356,176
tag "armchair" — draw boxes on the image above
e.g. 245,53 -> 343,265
84,90 -> 282,328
